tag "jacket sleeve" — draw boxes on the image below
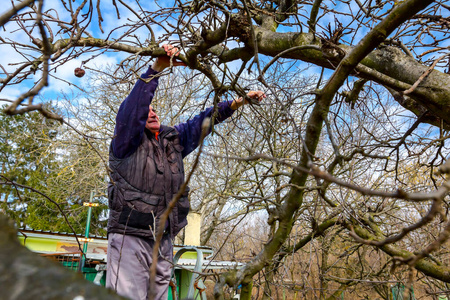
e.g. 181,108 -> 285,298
111,67 -> 160,159
175,100 -> 235,158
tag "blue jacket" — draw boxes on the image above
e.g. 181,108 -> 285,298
112,67 -> 235,159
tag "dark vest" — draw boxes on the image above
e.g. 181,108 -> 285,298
107,125 -> 189,239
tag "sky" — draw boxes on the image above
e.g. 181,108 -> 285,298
0,1 -> 448,112
0,0 -> 338,107
0,0 -> 168,106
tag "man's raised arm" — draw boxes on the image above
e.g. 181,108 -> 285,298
175,91 -> 266,158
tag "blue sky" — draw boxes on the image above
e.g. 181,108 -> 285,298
0,0 -> 168,105
0,1 -> 448,111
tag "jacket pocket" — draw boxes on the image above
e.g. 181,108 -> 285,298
123,190 -> 160,210
118,191 -> 162,230
166,142 -> 183,174
118,205 -> 156,231
172,188 -> 190,236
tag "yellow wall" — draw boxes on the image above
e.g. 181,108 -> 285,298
184,212 -> 202,246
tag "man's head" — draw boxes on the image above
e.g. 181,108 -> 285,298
146,105 -> 160,134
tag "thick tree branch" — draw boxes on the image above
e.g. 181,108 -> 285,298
0,0 -> 35,27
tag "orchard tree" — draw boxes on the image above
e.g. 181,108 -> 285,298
1,0 -> 450,299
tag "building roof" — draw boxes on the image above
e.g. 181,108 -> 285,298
17,228 -> 242,270
18,228 -> 214,251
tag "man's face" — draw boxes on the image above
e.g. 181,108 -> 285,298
145,105 -> 161,134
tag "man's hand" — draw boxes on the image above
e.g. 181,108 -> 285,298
152,44 -> 186,72
231,90 -> 266,110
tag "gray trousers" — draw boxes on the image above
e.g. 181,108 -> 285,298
106,233 -> 173,300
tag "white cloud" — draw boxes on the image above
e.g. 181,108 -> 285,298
0,85 -> 22,107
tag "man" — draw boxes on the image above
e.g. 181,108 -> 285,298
106,44 -> 265,300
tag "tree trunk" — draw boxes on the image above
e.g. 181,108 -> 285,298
0,214 -> 123,300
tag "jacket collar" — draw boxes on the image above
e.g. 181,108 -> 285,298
144,125 -> 178,141
159,125 -> 178,140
